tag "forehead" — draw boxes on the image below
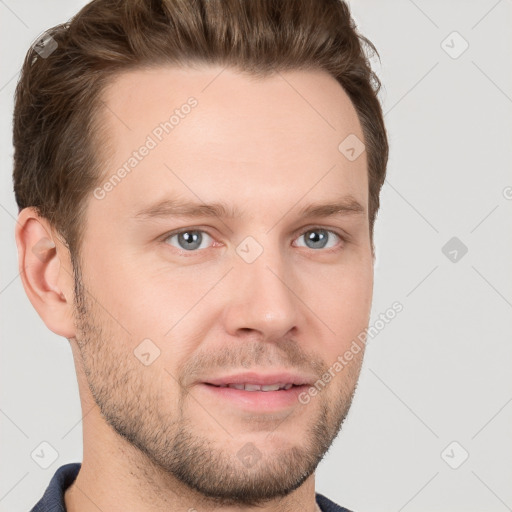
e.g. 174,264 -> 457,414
91,65 -> 367,222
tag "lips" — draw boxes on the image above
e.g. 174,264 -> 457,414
201,371 -> 314,390
198,375 -> 311,412
207,382 -> 295,391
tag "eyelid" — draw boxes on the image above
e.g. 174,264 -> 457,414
292,224 -> 351,244
291,226 -> 346,251
161,227 -> 218,251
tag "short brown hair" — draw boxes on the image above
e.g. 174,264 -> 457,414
13,0 -> 388,256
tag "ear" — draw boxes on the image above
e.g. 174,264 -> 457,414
14,207 -> 76,338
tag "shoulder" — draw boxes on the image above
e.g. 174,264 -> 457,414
316,492 -> 356,512
30,462 -> 81,512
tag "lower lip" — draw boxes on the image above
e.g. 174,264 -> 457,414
197,383 -> 309,412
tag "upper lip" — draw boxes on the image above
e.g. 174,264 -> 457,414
201,371 -> 315,387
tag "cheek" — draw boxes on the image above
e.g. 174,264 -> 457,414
86,254 -> 222,349
312,259 -> 373,347
78,251 -> 153,340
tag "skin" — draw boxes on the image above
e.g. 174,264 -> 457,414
16,65 -> 374,512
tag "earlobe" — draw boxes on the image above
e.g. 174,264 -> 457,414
14,208 -> 76,338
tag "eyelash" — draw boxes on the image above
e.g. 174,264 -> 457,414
161,226 -> 348,255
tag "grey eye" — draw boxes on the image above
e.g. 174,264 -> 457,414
296,229 -> 340,250
165,230 -> 213,251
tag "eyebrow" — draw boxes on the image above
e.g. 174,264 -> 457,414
132,195 -> 366,221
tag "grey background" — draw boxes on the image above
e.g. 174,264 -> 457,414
1,1 -> 511,511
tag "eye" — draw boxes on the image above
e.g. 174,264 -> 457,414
164,229 -> 214,251
294,228 -> 342,250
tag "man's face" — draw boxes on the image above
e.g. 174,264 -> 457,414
73,65 -> 373,505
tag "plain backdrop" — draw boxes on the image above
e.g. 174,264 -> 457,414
1,1 -> 511,511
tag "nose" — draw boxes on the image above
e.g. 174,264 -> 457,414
222,243 -> 300,341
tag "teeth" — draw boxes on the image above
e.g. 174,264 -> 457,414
244,383 -> 265,391
260,384 -> 283,391
223,383 -> 293,391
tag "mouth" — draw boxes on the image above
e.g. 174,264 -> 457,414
201,370 -> 314,389
204,382 -> 298,391
198,375 -> 310,414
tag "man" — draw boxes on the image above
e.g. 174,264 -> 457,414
13,0 -> 388,510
